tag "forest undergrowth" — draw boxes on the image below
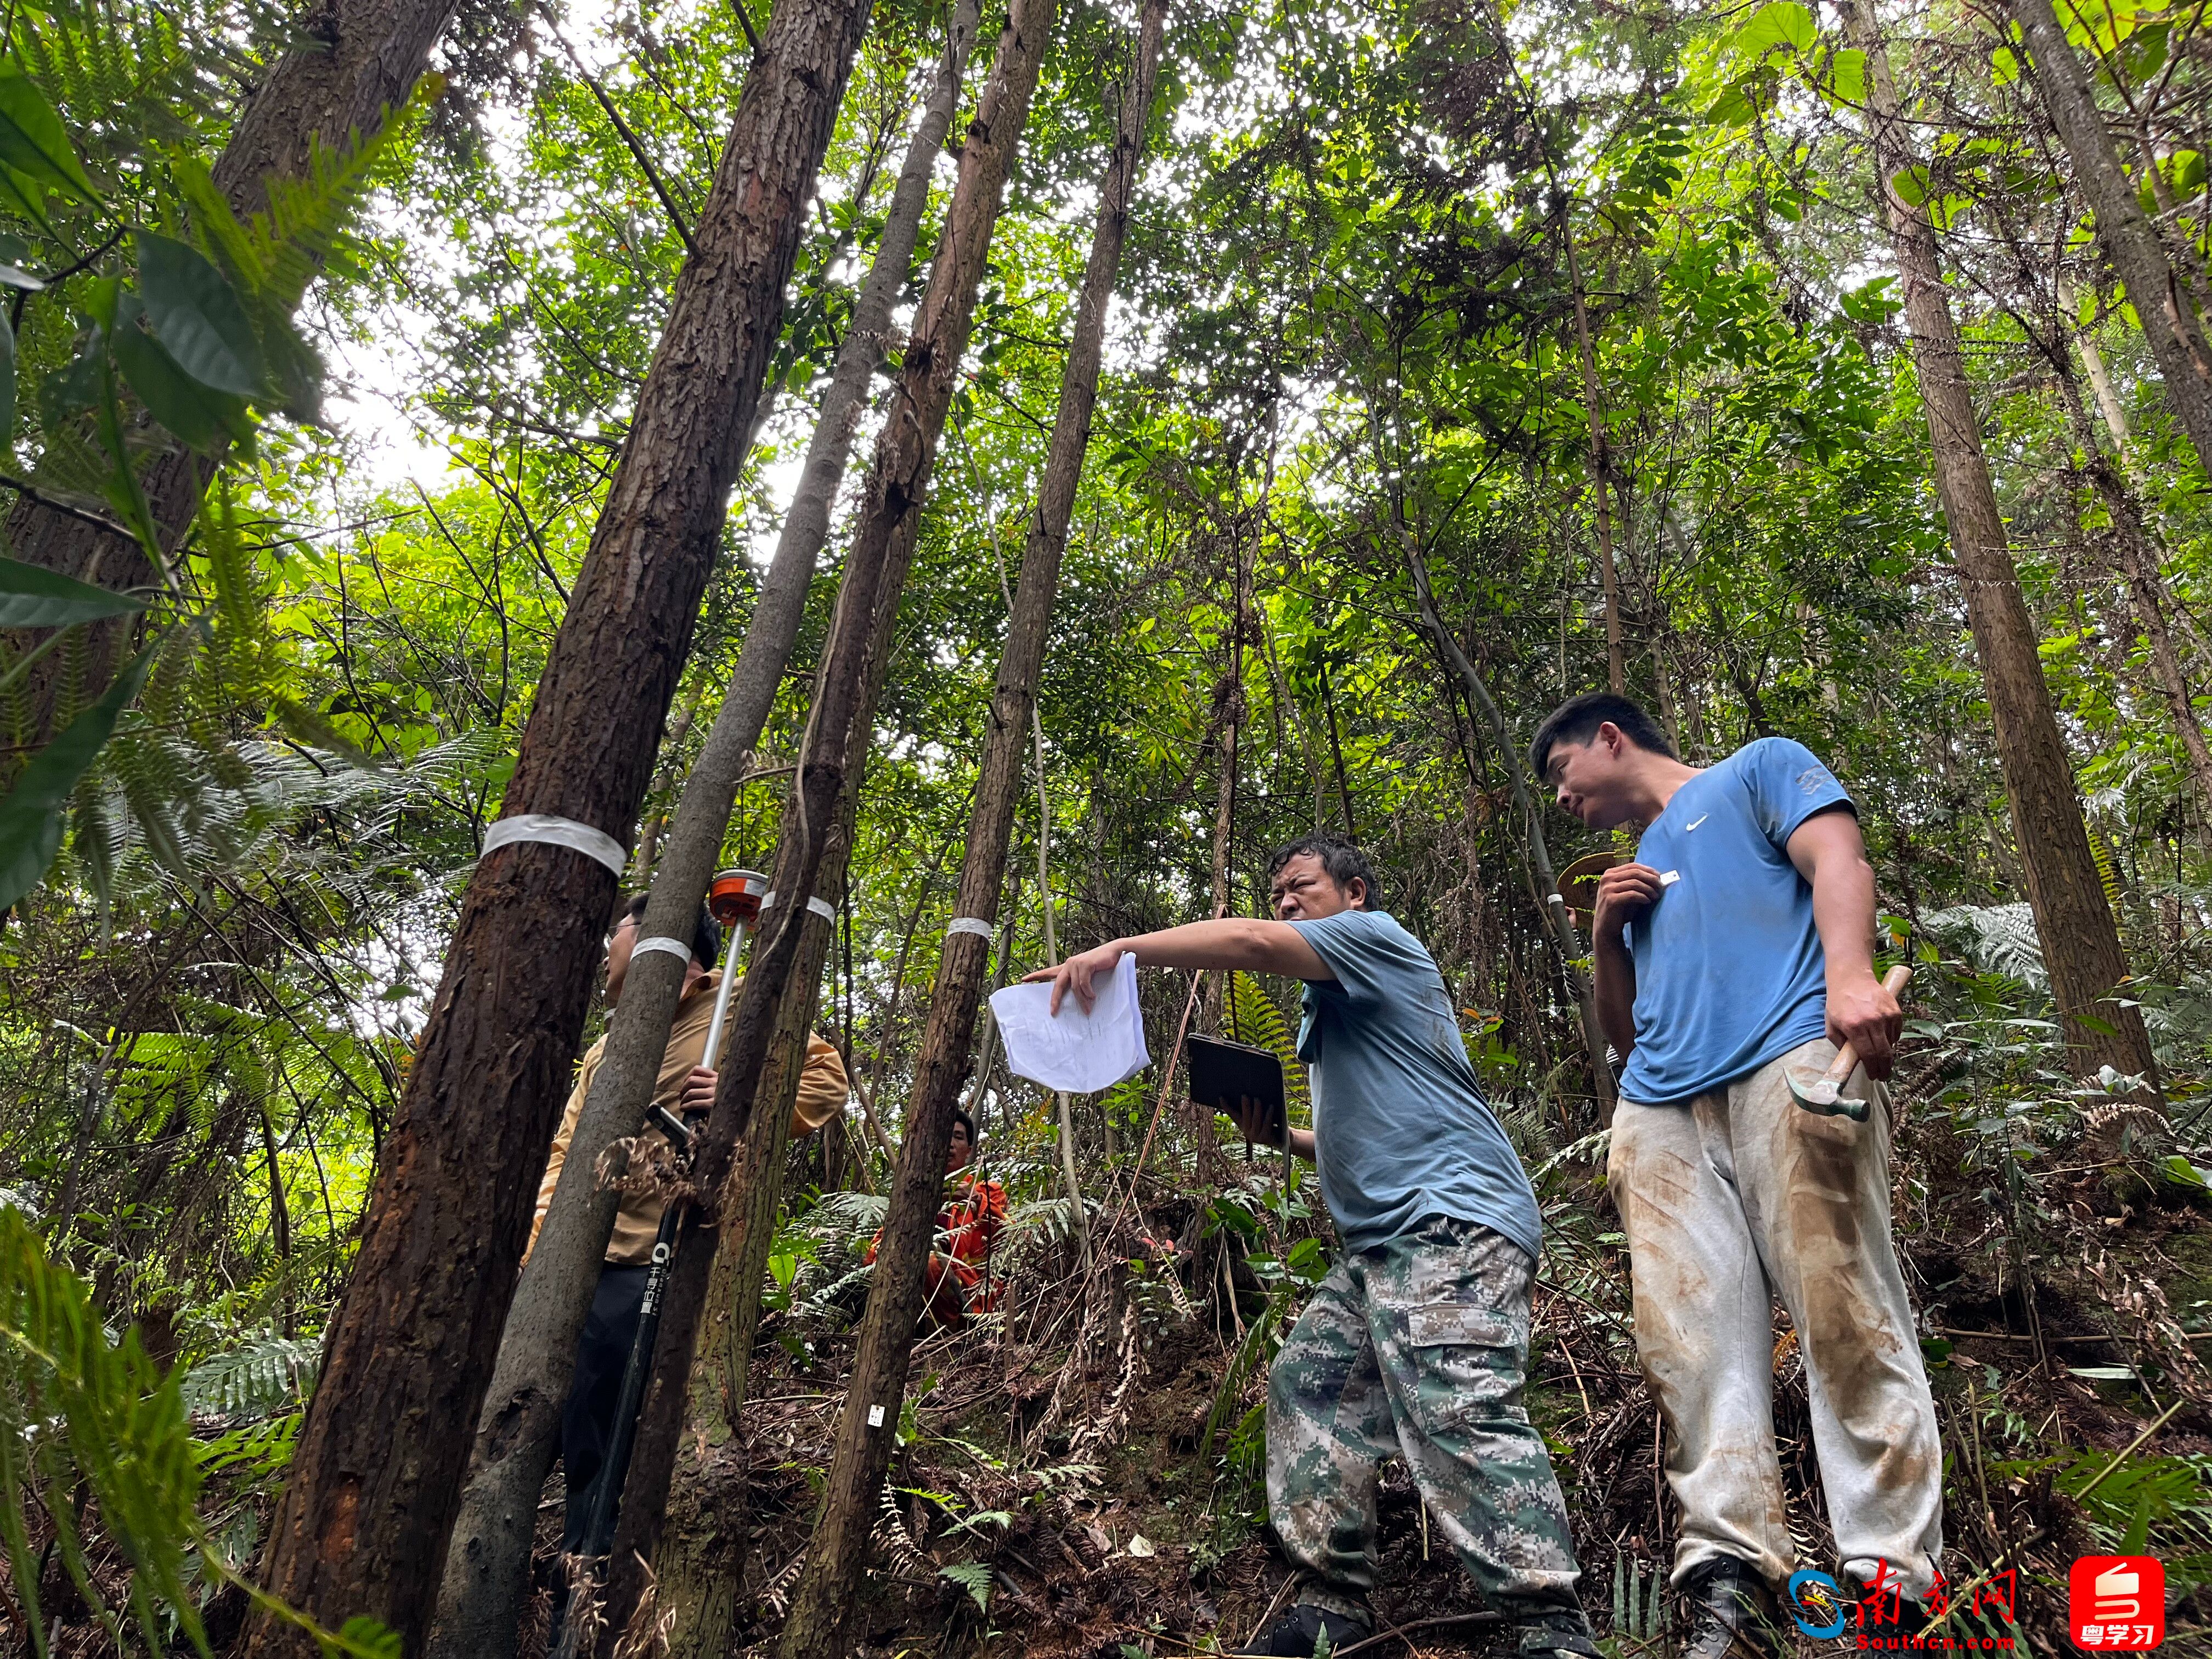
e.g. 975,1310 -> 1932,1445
19,944 -> 2211,1659
545,1026 -> 2212,1659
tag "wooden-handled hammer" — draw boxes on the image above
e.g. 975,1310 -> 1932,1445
1784,964 -> 1912,1122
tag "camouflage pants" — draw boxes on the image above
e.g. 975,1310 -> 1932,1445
1266,1215 -> 1586,1626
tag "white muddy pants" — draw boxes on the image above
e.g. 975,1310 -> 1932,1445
1607,1039 -> 1944,1599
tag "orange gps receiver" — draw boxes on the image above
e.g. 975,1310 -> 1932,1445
708,868 -> 769,927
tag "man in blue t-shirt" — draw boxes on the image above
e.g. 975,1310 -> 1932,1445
1034,837 -> 1596,1659
1533,693 -> 1943,1659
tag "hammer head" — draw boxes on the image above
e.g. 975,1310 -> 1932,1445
1785,1064 -> 1870,1122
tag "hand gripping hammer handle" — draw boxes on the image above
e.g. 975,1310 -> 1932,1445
1801,964 -> 1912,1120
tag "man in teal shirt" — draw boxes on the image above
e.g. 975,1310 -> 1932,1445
1534,692 -> 1941,1659
1035,836 -> 1595,1659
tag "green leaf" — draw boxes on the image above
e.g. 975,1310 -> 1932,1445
1839,275 -> 1902,324
0,71 -> 99,203
2161,1153 -> 2211,1189
2121,1487 -> 2153,1555
0,166 -> 56,241
1889,164 -> 1933,206
938,1561 -> 992,1612
1825,48 -> 1866,104
2069,1365 -> 2136,1381
0,263 -> 41,291
0,637 -> 156,914
1705,83 -> 1757,125
0,556 -> 148,627
112,294 -> 253,455
1991,45 -> 2021,84
334,1616 -> 403,1659
134,231 -> 266,398
1729,1 -> 1816,58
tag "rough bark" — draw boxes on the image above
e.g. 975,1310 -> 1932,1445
653,532 -> 907,1659
426,7 -> 974,1650
2010,0 -> 2212,469
771,5 -> 1157,1651
240,3 -> 877,1650
588,1 -> 1057,1641
10,0 -> 466,740
1844,0 -> 2160,1087
653,796 -> 854,1659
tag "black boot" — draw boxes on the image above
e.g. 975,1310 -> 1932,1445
1680,1557 -> 1785,1659
1234,1601 -> 1375,1656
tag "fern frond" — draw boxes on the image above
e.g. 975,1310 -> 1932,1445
1923,903 -> 2048,994
0,1204 -> 211,1655
178,1335 -> 320,1420
1226,970 -> 1311,1118
2091,831 -> 2123,919
871,1480 -> 930,1578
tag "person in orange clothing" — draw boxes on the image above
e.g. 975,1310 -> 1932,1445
865,1107 -> 1007,1329
532,892 -> 848,1554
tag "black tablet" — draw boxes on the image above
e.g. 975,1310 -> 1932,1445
1187,1034 -> 1288,1151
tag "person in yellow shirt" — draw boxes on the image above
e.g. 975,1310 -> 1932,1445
532,892 -> 848,1554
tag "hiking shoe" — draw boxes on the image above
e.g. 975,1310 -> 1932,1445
1681,1557 -> 1785,1659
1234,1601 -> 1374,1656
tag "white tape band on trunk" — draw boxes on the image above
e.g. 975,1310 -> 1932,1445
761,891 -> 837,922
631,935 -> 692,963
946,917 -> 994,940
481,814 -> 628,876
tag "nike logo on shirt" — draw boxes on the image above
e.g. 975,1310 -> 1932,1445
1684,814 -> 1709,831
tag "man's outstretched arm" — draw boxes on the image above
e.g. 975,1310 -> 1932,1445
1028,918 -> 1334,1014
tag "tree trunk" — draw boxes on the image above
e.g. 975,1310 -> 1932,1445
1844,0 -> 2160,1088
427,5 -> 976,1649
650,352 -> 931,1659
9,0 -> 466,742
2010,0 -> 2212,470
653,792 -> 858,1659
588,0 -> 1059,1642
240,4 -> 877,1651
771,5 -> 1157,1653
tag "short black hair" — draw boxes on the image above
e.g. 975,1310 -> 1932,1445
623,893 -> 723,969
950,1105 -> 976,1147
1528,693 -> 1678,782
1267,835 -> 1379,909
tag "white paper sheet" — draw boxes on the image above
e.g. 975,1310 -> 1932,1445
989,953 -> 1150,1093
